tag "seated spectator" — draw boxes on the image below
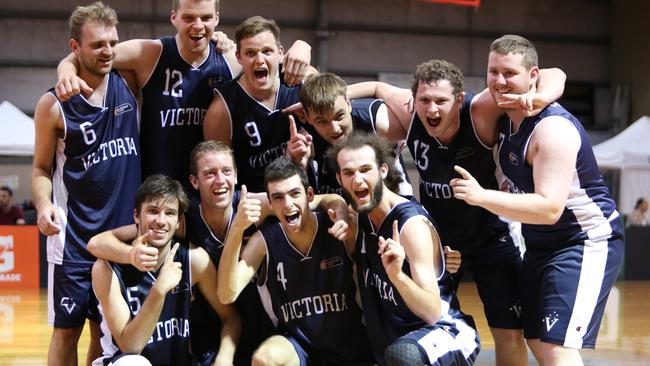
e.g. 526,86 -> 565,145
628,197 -> 649,226
0,186 -> 25,225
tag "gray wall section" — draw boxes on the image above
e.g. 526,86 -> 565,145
0,0 -> 623,111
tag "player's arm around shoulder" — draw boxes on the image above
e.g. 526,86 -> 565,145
113,39 -> 163,88
373,84 -> 414,142
203,91 -> 232,146
395,217 -> 442,325
470,89 -> 503,147
190,244 -> 240,365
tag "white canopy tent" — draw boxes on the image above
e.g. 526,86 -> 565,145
593,116 -> 650,214
0,100 -> 35,156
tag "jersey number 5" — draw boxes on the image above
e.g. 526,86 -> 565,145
126,286 -> 142,314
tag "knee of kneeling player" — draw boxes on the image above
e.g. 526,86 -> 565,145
384,341 -> 427,366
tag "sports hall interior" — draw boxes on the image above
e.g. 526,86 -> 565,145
0,0 -> 648,365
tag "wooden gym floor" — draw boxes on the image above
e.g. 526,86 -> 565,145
0,281 -> 648,365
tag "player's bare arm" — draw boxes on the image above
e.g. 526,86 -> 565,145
380,219 -> 442,325
217,185 -> 267,303
92,243 -> 182,354
191,244 -> 240,366
203,92 -> 232,146
450,116 -> 580,224
32,93 -> 64,236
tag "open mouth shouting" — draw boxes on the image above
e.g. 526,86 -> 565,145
354,187 -> 370,203
284,209 -> 301,229
426,115 -> 442,129
254,68 -> 269,83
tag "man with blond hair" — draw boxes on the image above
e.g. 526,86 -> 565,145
32,2 -> 141,364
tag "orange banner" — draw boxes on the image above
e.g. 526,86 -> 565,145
0,226 -> 40,289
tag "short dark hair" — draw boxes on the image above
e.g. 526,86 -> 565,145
326,132 -> 403,192
189,140 -> 235,176
490,34 -> 538,70
411,59 -> 464,98
0,186 -> 12,196
264,157 -> 309,194
235,16 -> 281,52
68,1 -> 118,42
134,175 -> 189,214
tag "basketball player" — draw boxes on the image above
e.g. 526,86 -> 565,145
329,132 -> 480,366
185,141 -> 275,365
56,0 -> 312,193
87,141 -> 349,365
289,73 -> 412,196
91,175 -> 239,366
31,2 -> 141,365
203,16 -> 317,192
218,157 -> 374,366
450,35 -> 624,366
345,61 -> 566,366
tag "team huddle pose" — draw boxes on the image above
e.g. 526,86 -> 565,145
32,1 -> 623,366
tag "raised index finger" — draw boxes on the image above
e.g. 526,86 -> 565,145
392,220 -> 399,243
289,115 -> 298,138
166,242 -> 180,263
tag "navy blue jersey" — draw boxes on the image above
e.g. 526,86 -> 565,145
258,212 -> 374,365
49,70 -> 141,266
406,93 -> 511,252
308,98 -> 412,195
185,194 -> 274,363
140,36 -> 233,192
217,77 -> 301,192
97,243 -> 192,366
356,200 -> 473,364
497,102 -> 622,250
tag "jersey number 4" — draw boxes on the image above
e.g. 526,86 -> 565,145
277,262 -> 288,291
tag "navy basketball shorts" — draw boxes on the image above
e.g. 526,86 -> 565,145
394,318 -> 480,366
520,236 -> 623,349
285,333 -> 375,366
48,262 -> 100,327
455,238 -> 523,329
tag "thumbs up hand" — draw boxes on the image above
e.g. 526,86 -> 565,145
129,230 -> 160,272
